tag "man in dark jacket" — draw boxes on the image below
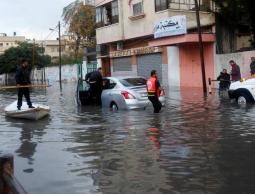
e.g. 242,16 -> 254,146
15,59 -> 34,110
250,57 -> 255,76
229,60 -> 241,81
217,69 -> 230,91
88,67 -> 103,105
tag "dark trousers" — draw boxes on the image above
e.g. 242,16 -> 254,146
89,83 -> 102,105
148,95 -> 162,113
17,88 -> 32,108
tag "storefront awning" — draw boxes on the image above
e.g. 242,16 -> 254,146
149,33 -> 215,47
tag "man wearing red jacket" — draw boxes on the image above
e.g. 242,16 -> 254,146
229,60 -> 241,81
146,70 -> 162,113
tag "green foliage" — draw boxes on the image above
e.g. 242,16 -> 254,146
0,42 -> 51,74
62,1 -> 96,58
213,0 -> 255,47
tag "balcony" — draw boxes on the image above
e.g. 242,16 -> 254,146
169,0 -> 212,12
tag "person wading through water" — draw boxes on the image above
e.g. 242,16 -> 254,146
86,67 -> 103,105
146,70 -> 162,113
229,60 -> 241,81
15,59 -> 34,110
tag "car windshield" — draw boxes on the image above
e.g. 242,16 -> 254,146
119,78 -> 146,87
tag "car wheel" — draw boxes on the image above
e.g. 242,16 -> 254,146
111,102 -> 118,111
236,93 -> 251,104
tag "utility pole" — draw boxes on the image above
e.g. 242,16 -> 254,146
32,38 -> 35,82
194,0 -> 207,95
58,21 -> 62,89
32,38 -> 35,66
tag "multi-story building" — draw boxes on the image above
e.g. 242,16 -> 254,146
0,33 -> 71,62
35,35 -> 73,62
96,0 -> 215,88
0,33 -> 25,55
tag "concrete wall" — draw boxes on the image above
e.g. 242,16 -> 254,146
214,50 -> 255,81
44,65 -> 78,83
96,24 -> 123,45
0,64 -> 83,85
0,74 -> 6,85
167,46 -> 180,87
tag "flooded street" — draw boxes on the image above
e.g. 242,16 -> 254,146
1,83 -> 255,194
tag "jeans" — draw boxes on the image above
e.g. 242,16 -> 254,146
17,88 -> 32,108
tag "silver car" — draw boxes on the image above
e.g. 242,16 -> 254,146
101,76 -> 165,110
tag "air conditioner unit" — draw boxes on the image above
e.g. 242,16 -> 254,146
117,42 -> 123,51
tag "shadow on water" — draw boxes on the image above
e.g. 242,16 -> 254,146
5,117 -> 49,173
1,83 -> 255,194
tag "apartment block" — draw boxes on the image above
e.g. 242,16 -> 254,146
96,0 -> 215,88
0,33 -> 25,55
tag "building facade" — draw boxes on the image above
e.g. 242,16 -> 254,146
0,33 -> 25,55
96,0 -> 215,88
35,35 -> 73,62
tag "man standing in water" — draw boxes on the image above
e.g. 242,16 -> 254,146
229,60 -> 241,81
88,67 -> 103,105
146,70 -> 162,113
15,59 -> 34,110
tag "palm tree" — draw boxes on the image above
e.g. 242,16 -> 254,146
62,0 -> 95,60
62,0 -> 83,24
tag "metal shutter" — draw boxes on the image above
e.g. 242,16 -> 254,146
137,54 -> 162,81
112,57 -> 132,72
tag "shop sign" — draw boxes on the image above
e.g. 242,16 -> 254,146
154,15 -> 187,38
110,47 -> 162,58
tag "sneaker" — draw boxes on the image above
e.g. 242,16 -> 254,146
17,107 -> 21,110
29,106 -> 35,108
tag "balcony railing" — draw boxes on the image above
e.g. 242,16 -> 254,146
169,0 -> 212,12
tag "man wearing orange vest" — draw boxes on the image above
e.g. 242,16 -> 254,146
146,70 -> 162,113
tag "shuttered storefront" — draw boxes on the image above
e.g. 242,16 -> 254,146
112,57 -> 132,72
137,53 -> 162,81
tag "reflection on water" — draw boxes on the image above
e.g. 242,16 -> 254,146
1,83 -> 255,194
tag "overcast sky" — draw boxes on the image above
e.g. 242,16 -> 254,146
0,0 -> 74,40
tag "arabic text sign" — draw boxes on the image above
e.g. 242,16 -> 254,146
154,15 -> 187,39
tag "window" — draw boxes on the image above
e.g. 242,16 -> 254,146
96,0 -> 119,28
111,1 -> 119,23
169,0 -> 195,10
119,78 -> 146,87
0,43 -> 3,47
103,79 -> 117,89
155,0 -> 169,12
200,0 -> 211,11
96,7 -> 103,27
133,2 -> 143,16
6,43 -> 9,46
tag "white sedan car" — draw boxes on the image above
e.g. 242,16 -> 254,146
101,76 -> 165,110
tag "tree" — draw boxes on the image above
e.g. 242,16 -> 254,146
0,42 -> 51,74
62,1 -> 96,60
213,0 -> 255,47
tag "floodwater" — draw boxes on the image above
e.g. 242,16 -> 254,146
1,83 -> 255,194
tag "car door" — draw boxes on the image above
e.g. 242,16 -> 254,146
101,78 -> 117,108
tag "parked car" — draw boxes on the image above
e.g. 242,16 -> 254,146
228,77 -> 255,104
101,76 -> 165,110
